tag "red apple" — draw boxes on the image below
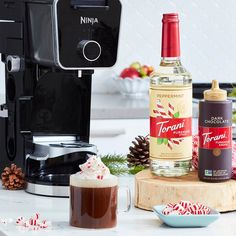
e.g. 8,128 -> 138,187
140,65 -> 149,78
120,68 -> 140,79
147,66 -> 154,76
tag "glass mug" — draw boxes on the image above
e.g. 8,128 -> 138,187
70,174 -> 131,229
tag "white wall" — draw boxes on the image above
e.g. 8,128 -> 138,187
1,0 -> 236,95
93,0 -> 236,93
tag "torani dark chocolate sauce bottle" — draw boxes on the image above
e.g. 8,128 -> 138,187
198,80 -> 232,182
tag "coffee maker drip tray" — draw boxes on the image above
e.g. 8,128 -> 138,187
25,136 -> 97,197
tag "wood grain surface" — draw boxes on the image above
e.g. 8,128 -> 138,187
135,169 -> 236,212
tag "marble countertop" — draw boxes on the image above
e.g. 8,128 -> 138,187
0,176 -> 235,236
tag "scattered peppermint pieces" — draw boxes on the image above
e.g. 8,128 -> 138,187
162,201 -> 211,216
15,213 -> 51,231
0,214 -> 51,231
78,155 -> 110,180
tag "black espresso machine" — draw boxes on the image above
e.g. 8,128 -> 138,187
0,0 -> 122,197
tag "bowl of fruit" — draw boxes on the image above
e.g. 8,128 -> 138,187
114,62 -> 154,97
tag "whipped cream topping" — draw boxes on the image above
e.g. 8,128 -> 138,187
77,155 -> 110,180
70,156 -> 118,188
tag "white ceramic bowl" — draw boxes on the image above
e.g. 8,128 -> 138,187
114,77 -> 150,97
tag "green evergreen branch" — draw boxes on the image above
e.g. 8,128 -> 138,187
101,154 -> 129,176
229,86 -> 236,97
229,85 -> 236,124
101,154 -> 127,164
233,111 -> 236,123
129,165 -> 146,175
100,154 -> 147,176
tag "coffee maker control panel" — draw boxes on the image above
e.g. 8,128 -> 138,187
55,0 -> 122,69
27,0 -> 122,69
77,40 -> 101,62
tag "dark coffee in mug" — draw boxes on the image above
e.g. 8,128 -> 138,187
70,176 -> 118,229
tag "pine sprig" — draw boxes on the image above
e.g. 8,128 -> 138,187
229,86 -> 236,97
129,165 -> 146,175
101,154 -> 127,164
101,154 -> 129,176
233,111 -> 236,123
100,154 -> 147,176
106,165 -> 129,176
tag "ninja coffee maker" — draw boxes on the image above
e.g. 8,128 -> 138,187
0,0 -> 121,197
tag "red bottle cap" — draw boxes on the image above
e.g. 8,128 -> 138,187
161,13 -> 180,58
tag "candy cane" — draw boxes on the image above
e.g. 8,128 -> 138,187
162,201 -> 211,216
171,138 -> 184,145
156,100 -> 169,118
168,103 -> 175,118
16,213 -> 50,230
179,200 -> 192,209
168,140 -> 173,150
153,109 -> 161,116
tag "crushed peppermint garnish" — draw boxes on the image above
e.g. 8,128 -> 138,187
77,155 -> 110,180
16,213 -> 51,231
0,213 -> 50,231
162,201 -> 211,216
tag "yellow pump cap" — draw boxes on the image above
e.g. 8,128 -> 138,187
204,80 -> 227,101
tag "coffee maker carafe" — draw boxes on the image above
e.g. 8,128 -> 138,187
0,0 -> 122,197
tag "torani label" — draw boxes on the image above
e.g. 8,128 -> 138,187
199,127 -> 232,150
150,86 -> 192,160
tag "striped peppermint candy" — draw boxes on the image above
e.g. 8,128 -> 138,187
173,203 -> 185,212
162,207 -> 173,215
166,203 -> 175,208
16,213 -> 50,231
156,100 -> 169,118
162,201 -> 211,216
168,103 -> 175,118
179,200 -> 192,209
192,209 -> 210,215
171,138 -> 184,145
168,140 -> 173,150
179,209 -> 192,215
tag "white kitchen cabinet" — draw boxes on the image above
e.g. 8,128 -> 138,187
90,119 -> 149,155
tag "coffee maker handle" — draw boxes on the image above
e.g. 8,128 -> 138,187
26,154 -> 49,161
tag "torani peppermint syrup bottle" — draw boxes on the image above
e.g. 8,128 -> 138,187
150,13 -> 192,177
198,80 -> 232,182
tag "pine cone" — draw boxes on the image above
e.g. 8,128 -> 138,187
1,164 -> 25,190
127,135 -> 150,168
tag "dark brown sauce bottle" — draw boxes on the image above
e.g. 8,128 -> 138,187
198,80 -> 232,182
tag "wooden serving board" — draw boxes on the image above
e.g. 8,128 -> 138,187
135,169 -> 236,212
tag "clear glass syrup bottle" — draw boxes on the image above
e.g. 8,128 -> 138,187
150,13 -> 192,177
